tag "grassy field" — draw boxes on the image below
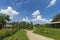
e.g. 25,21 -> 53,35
3,29 -> 29,40
34,27 -> 60,40
0,29 -> 17,40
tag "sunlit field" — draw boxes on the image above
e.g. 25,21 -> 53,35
34,27 -> 60,40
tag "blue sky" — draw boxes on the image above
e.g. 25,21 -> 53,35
0,0 -> 60,24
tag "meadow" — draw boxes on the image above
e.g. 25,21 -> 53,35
34,27 -> 60,40
3,29 -> 29,40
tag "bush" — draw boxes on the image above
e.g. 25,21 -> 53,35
3,29 -> 29,40
0,29 -> 17,40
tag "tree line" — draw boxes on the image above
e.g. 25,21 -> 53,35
0,13 -> 60,29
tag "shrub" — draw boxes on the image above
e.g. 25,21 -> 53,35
0,29 -> 17,40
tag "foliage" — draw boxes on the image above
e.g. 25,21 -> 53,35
34,24 -> 51,28
11,22 -> 20,29
34,27 -> 60,40
27,22 -> 33,29
52,13 -> 60,22
10,21 -> 34,30
0,29 -> 17,40
3,29 -> 29,40
20,21 -> 28,29
0,13 -> 10,29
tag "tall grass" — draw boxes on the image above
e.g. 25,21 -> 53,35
3,29 -> 29,40
0,29 -> 17,40
34,27 -> 60,40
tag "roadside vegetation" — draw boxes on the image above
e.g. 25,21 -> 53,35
3,29 -> 29,40
0,13 -> 30,40
0,29 -> 17,40
34,27 -> 60,40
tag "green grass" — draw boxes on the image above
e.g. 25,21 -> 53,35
0,29 -> 17,40
25,28 -> 34,31
3,29 -> 29,40
34,27 -> 60,40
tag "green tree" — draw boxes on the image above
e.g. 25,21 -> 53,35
11,22 -> 20,29
52,13 -> 60,22
0,13 -> 10,29
20,21 -> 27,29
28,22 -> 33,29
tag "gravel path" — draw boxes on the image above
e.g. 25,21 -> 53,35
26,30 -> 54,40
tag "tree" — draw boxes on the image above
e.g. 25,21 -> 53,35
20,21 -> 27,29
0,13 -> 10,29
28,22 -> 33,29
52,13 -> 60,22
19,21 -> 33,29
11,22 -> 20,29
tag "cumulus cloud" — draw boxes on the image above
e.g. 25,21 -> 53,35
47,0 -> 56,8
31,17 -> 51,24
22,17 -> 30,23
49,19 -> 52,22
0,7 -> 19,19
32,10 -> 40,17
21,10 -> 52,24
31,10 -> 52,24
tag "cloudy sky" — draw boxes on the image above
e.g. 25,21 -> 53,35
0,0 -> 60,24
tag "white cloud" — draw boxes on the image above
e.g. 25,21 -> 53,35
21,10 -> 52,24
31,10 -> 52,24
49,19 -> 52,22
31,17 -> 51,24
0,7 -> 19,19
36,15 -> 42,20
32,10 -> 40,17
22,17 -> 30,23
47,0 -> 56,8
